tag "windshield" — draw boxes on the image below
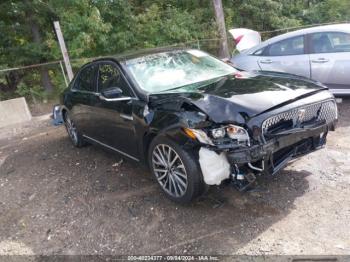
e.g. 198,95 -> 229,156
125,50 -> 236,93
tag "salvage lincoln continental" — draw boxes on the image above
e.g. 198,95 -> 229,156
53,48 -> 338,203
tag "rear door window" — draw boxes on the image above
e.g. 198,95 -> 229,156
267,36 -> 305,56
310,32 -> 350,53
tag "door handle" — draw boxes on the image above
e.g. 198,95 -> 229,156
259,59 -> 273,64
98,94 -> 132,102
120,113 -> 133,121
311,58 -> 329,63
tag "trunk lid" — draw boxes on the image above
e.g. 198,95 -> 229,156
228,28 -> 261,52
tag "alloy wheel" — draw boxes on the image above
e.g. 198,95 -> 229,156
65,115 -> 78,144
152,144 -> 188,198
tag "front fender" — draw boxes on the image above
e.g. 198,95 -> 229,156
139,109 -> 206,164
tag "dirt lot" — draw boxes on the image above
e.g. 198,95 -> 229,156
0,99 -> 349,256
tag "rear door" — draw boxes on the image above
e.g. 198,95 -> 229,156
257,35 -> 311,78
308,31 -> 350,93
69,64 -> 98,135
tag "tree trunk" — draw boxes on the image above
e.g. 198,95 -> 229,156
27,11 -> 54,94
212,0 -> 229,59
3,72 -> 23,93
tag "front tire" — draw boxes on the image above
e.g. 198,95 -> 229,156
64,112 -> 86,148
148,136 -> 206,203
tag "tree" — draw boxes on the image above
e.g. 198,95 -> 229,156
303,0 -> 350,24
0,0 -> 57,95
25,1 -> 53,94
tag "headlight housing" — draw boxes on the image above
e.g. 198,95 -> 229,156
226,125 -> 250,146
184,124 -> 250,146
211,127 -> 226,139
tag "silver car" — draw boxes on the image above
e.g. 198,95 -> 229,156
230,24 -> 350,95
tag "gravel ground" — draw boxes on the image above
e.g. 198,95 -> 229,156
0,99 -> 349,256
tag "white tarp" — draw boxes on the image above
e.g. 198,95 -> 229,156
228,28 -> 261,52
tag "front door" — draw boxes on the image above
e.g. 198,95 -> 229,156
89,62 -> 139,160
308,31 -> 350,93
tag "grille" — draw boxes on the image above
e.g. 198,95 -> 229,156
262,100 -> 337,137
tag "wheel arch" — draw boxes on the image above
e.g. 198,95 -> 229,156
141,123 -> 197,166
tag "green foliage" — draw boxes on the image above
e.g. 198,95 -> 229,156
304,0 -> 350,24
227,0 -> 301,31
0,0 -> 349,102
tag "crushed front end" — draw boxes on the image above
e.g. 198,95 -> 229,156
188,98 -> 338,191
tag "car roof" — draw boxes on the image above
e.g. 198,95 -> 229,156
267,23 -> 350,42
93,47 -> 191,64
245,23 -> 350,54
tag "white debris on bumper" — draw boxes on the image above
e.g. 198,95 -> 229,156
198,147 -> 230,185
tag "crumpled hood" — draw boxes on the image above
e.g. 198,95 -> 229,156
149,71 -> 330,124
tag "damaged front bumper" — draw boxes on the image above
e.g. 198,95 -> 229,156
226,122 -> 332,175
198,121 -> 335,188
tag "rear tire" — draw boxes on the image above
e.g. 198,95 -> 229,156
148,136 -> 207,203
63,112 -> 86,148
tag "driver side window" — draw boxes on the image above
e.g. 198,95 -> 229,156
97,63 -> 133,97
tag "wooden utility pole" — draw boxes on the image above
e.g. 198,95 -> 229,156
212,0 -> 229,59
53,21 -> 74,81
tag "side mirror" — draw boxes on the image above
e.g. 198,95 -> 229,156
101,87 -> 123,99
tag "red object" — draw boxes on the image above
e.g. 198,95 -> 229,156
234,72 -> 243,78
234,35 -> 244,45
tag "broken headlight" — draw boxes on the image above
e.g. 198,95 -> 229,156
184,124 -> 250,146
211,125 -> 250,146
184,128 -> 214,145
211,127 -> 226,139
226,125 -> 250,145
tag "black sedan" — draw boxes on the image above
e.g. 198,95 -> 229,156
54,48 -> 338,203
